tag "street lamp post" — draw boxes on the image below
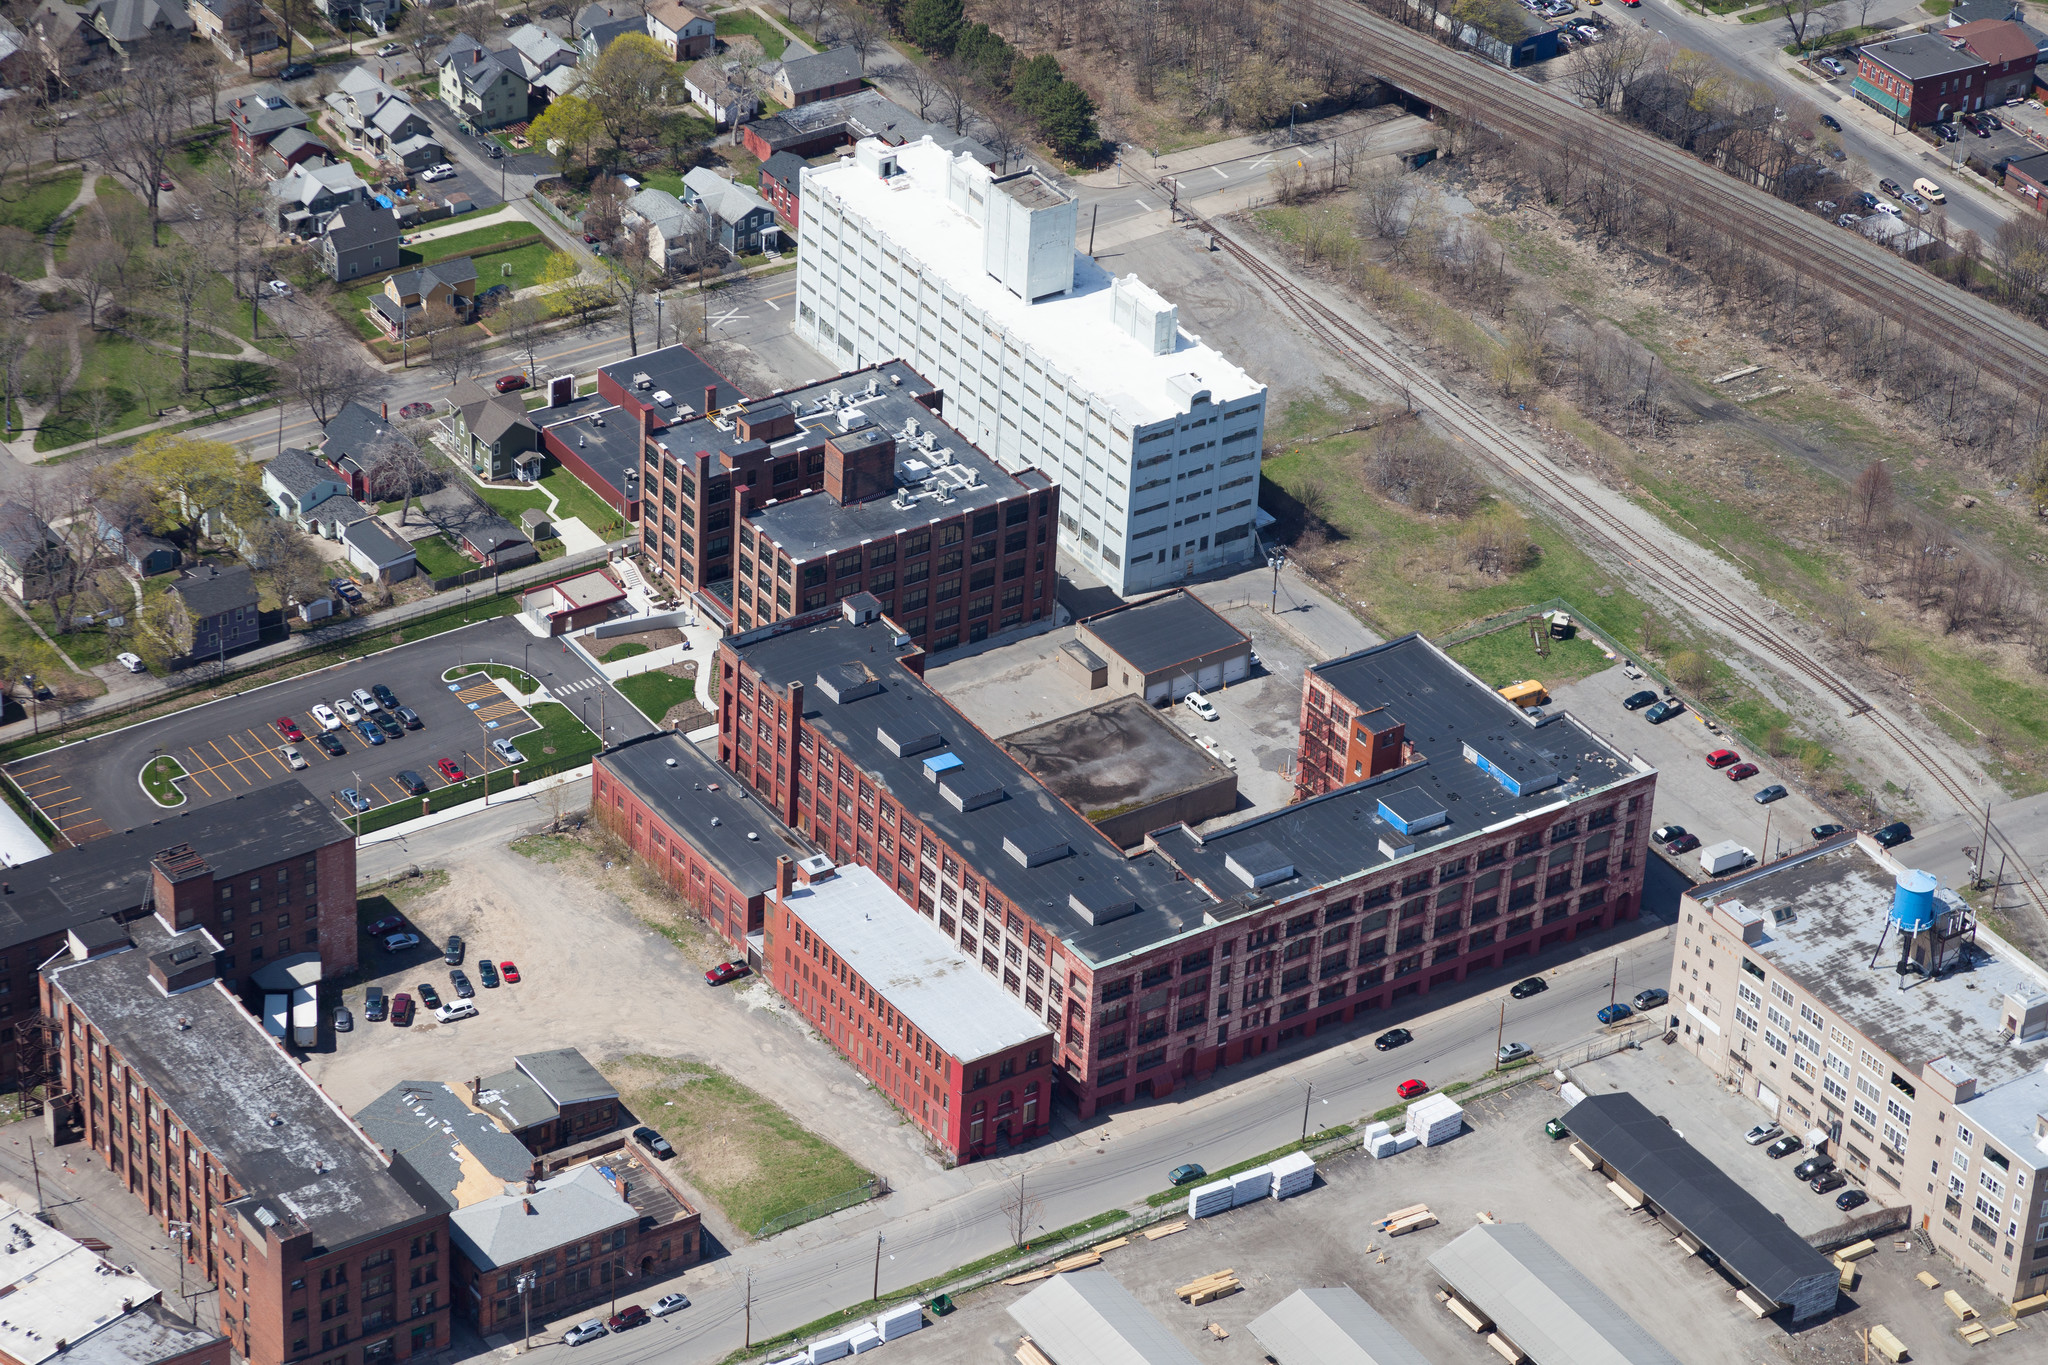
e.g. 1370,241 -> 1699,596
1289,102 -> 1309,144
1267,552 -> 1287,614
517,1273 -> 537,1352
654,291 -> 664,349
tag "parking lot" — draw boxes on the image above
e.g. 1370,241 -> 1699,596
3,617 -> 643,840
1553,664 -> 1839,882
871,1042 -> 2015,1365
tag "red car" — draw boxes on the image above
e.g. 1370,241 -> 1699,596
436,758 -> 466,782
399,401 -> 435,419
365,915 -> 407,937
390,993 -> 415,1026
499,960 -> 521,983
157,175 -> 174,192
495,374 -> 530,394
1705,749 -> 1741,769
704,961 -> 750,986
1726,762 -> 1759,781
275,716 -> 304,741
1397,1079 -> 1429,1099
606,1306 -> 648,1332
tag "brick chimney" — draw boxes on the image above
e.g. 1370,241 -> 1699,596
704,383 -> 717,414
776,855 -> 794,902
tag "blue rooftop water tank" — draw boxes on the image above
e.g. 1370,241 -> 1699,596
1892,869 -> 1938,933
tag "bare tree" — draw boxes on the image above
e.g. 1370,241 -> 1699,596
426,301 -> 480,389
293,334 -> 385,427
365,430 -> 438,526
68,236 -> 124,330
932,58 -> 974,134
841,5 -> 886,70
201,161 -> 269,336
1852,459 -> 1893,531
81,37 -> 206,248
401,2 -> 444,79
981,109 -> 1028,174
897,63 -> 942,121
151,244 -> 218,393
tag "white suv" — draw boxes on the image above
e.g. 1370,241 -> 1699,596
435,1001 -> 479,1024
1182,690 -> 1219,722
352,687 -> 380,712
422,163 -> 457,182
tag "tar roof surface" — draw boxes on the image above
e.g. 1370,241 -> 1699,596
786,864 -> 1048,1060
601,342 -> 743,414
731,612 -> 1225,964
1000,695 -> 1232,814
1428,1224 -> 1684,1365
48,918 -> 430,1248
356,1079 -> 537,1212
514,1047 -> 617,1105
602,732 -> 815,896
1079,591 -> 1247,676
540,402 -> 641,496
1563,1092 -> 1837,1306
1696,842 -> 2048,1087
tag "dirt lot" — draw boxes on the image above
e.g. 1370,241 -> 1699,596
873,1047 -> 2026,1365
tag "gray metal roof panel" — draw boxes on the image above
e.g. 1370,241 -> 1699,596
1247,1287 -> 1435,1365
1007,1272 -> 1203,1365
1428,1224 -> 1682,1365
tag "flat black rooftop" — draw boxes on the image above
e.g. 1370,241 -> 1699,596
0,780 -> 346,952
1079,591 -> 1248,676
46,916 -> 433,1248
539,401 -> 642,500
1001,696 -> 1233,819
1565,1092 -> 1837,1308
602,343 -> 743,414
601,731 -> 815,896
1152,635 -> 1637,894
729,611 -> 1226,965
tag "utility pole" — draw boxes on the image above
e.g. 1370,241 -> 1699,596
1762,808 -> 1773,865
1609,958 -> 1619,1007
1299,1081 -> 1314,1142
27,1136 -> 42,1216
744,1272 -> 752,1348
1993,851 -> 2008,913
1976,801 -> 1993,889
1087,204 -> 1098,258
1494,998 -> 1506,1070
871,1232 -> 886,1301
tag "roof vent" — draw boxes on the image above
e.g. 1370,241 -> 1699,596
1068,888 -> 1142,926
1376,788 -> 1446,836
798,854 -> 834,877
1225,841 -> 1295,889
1004,823 -> 1070,868
876,718 -> 942,758
814,664 -> 881,704
665,757 -> 677,768
746,831 -> 759,841
939,771 -> 1004,812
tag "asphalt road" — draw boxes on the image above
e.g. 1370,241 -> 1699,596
2,617 -> 638,840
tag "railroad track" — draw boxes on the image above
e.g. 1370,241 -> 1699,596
1129,171 -> 2048,923
1285,0 -> 2048,401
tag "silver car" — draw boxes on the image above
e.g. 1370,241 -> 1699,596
1498,1042 -> 1533,1064
491,737 -> 526,764
563,1321 -> 607,1347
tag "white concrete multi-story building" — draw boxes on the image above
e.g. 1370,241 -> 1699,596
794,138 -> 1268,596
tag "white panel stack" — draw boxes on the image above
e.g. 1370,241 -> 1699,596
1393,1133 -> 1420,1153
1404,1094 -> 1464,1147
1560,1082 -> 1587,1107
847,1324 -> 884,1354
1230,1166 -> 1273,1207
1268,1151 -> 1316,1199
1370,1133 -> 1402,1159
1188,1178 -> 1236,1219
807,1331 -> 854,1363
875,1304 -> 924,1341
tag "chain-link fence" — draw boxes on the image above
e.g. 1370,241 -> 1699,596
756,1177 -> 887,1240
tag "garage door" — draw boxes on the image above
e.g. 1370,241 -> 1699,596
1222,653 -> 1249,684
1145,680 -> 1170,705
1170,672 -> 1197,700
1756,1083 -> 1780,1119
1197,663 -> 1223,691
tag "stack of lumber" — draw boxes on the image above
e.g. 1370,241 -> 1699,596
1958,1320 -> 1992,1346
1053,1250 -> 1102,1273
2013,1292 -> 2048,1317
1837,1239 -> 1878,1261
1405,1093 -> 1465,1146
1229,1167 -> 1273,1207
1384,1204 -> 1438,1237
1945,1290 -> 1979,1321
1868,1326 -> 1908,1363
1144,1221 -> 1187,1241
1916,1272 -> 1942,1290
1269,1151 -> 1316,1199
1176,1270 -> 1241,1305
1015,1338 -> 1055,1365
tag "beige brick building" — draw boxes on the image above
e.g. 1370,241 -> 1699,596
1670,835 -> 2048,1304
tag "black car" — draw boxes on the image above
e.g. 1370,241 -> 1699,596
1653,824 -> 1686,844
395,770 -> 429,796
479,959 -> 500,988
373,684 -> 399,709
1766,1134 -> 1802,1158
502,10 -> 527,23
634,1125 -> 676,1159
416,982 -> 443,1010
1645,699 -> 1684,724
1632,987 -> 1668,1012
1794,1153 -> 1836,1182
450,969 -> 475,999
1374,1028 -> 1412,1051
1855,191 -> 1879,210
1622,690 -> 1658,710
1873,822 -> 1912,848
1811,823 -> 1846,840
279,62 -> 314,79
1811,1170 -> 1849,1194
315,731 -> 347,757
364,986 -> 388,1021
395,705 -> 424,730
1511,976 -> 1548,999
444,935 -> 464,965
374,711 -> 405,739
1820,113 -> 1841,130
1835,1188 -> 1869,1211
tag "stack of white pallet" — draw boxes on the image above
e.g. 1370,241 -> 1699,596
1405,1094 -> 1465,1147
1269,1151 -> 1316,1198
846,1323 -> 883,1354
1230,1167 -> 1273,1207
806,1332 -> 854,1364
1189,1178 -> 1236,1219
874,1303 -> 924,1341
1366,1120 -> 1401,1159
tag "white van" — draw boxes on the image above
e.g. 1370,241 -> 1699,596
1912,177 -> 1946,203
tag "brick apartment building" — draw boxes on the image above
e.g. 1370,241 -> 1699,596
1852,19 -> 2040,127
1671,836 -> 2048,1305
637,359 -> 1059,653
648,603 -> 1654,1119
0,782 -> 355,1084
43,914 -> 450,1365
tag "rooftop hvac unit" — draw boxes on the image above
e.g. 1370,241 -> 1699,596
632,372 -> 653,389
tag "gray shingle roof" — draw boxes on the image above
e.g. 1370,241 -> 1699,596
515,1047 -> 616,1106
344,516 -> 414,564
775,45 -> 861,96
390,255 -> 479,301
0,501 -> 59,574
322,400 -> 396,470
446,1165 -> 633,1270
168,562 -> 256,619
263,447 -> 336,501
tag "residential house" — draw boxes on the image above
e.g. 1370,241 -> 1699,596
450,380 -> 541,480
86,0 -> 191,52
321,203 -> 402,282
368,96 -> 436,155
261,447 -> 356,533
0,18 -> 32,99
458,518 -> 537,571
739,87 -> 995,166
372,256 -> 479,334
316,0 -> 394,31
256,127 -> 333,181
757,149 -> 803,227
227,89 -> 311,175
681,167 -> 778,256
167,561 -> 260,662
1854,19 -> 2040,126
268,159 -> 367,236
187,0 -> 278,62
125,534 -> 181,576
342,516 -> 416,582
575,2 -> 643,60
333,63 -> 401,133
0,501 -> 66,601
645,0 -> 713,60
440,45 -> 531,129
683,57 -> 759,128
505,21 -> 577,79
320,401 -> 396,496
27,1 -> 114,93
623,187 -> 709,271
767,46 -> 862,107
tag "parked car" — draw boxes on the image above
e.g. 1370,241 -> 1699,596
1820,107 -> 1842,121
336,697 -> 363,723
275,716 -> 304,741
372,684 -> 398,709
1182,690 -> 1219,722
563,1321 -> 606,1347
117,650 -> 147,673
1653,823 -> 1686,844
1878,177 -> 1904,198
495,373 -> 530,393
416,982 -> 443,1010
364,985 -> 388,1021
352,720 -> 384,747
1874,201 -> 1902,217
1168,1162 -> 1207,1186
316,732 -> 347,757
1706,749 -> 1741,769
340,788 -> 372,813
491,737 -> 526,764
390,993 -> 414,1026
1902,191 -> 1930,212
367,915 -> 406,937
1396,1078 -> 1429,1099
1510,976 -> 1548,999
1835,1188 -> 1869,1211
1645,699 -> 1683,724
331,578 -> 363,604
374,712 -> 405,739
1873,822 -> 1912,847
312,703 -> 342,730
500,961 -> 521,983
436,758 -> 466,782
1498,1042 -> 1533,1064
352,687 -> 380,713
279,62 -> 314,80
1632,987 -> 1668,1012
1754,784 -> 1788,804
450,969 -> 474,998
1855,191 -> 1879,209
1836,213 -> 1862,227
1597,1003 -> 1633,1025
704,960 -> 749,986
444,935 -> 464,965
479,959 -> 500,988
421,164 -> 457,183
653,1293 -> 691,1317
607,1306 -> 649,1332
1916,179 -> 1948,204
1667,833 -> 1701,854
1376,1027 -> 1413,1050
1622,689 -> 1659,710
1725,762 -> 1759,781
634,1126 -> 676,1159
1743,1122 -> 1782,1145
1794,1153 -> 1836,1181
1766,1134 -> 1803,1158
1812,1170 -> 1849,1194
334,1004 -> 353,1033
377,41 -> 403,56
395,705 -> 424,730
280,745 -> 307,770
1811,823 -> 1846,840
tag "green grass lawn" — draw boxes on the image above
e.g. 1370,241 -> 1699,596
1446,628 -> 1617,692
469,241 -> 554,292
472,464 -> 628,540
140,755 -> 188,807
34,330 -> 278,451
355,701 -> 596,833
603,640 -> 649,662
602,1056 -> 871,1236
0,171 -> 84,235
409,534 -> 476,580
641,171 -> 687,199
410,220 -> 544,266
714,11 -> 787,59
616,670 -> 694,723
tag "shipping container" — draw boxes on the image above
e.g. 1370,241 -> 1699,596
291,986 -> 319,1048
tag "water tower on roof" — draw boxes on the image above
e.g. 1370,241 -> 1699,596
1871,867 -> 1975,986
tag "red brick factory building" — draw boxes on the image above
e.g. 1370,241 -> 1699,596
597,600 -> 1655,1131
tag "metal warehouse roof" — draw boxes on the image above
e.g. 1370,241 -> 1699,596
1248,1287 -> 1435,1365
1562,1091 -> 1838,1314
1428,1224 -> 1683,1365
1007,1272 -> 1202,1365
